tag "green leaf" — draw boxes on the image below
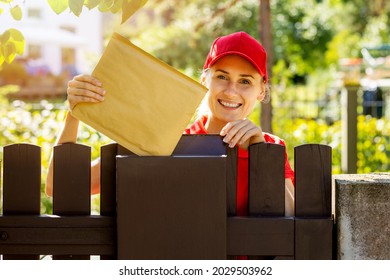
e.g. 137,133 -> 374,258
13,40 -> 24,55
121,0 -> 147,24
10,5 -> 22,20
2,43 -> 16,64
85,0 -> 101,9
0,30 -> 10,44
47,0 -> 68,14
103,0 -> 115,7
0,29 -> 25,61
9,28 -> 24,42
69,0 -> 85,16
98,0 -> 114,12
110,0 -> 122,13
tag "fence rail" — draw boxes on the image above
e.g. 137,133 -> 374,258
0,135 -> 334,260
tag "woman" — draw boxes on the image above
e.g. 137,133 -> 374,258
46,31 -> 295,216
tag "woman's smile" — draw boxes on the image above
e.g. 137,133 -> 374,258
218,99 -> 242,109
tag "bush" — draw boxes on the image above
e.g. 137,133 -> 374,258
266,112 -> 389,175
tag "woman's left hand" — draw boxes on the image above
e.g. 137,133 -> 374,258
220,119 -> 265,150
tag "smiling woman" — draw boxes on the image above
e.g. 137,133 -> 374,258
183,31 -> 294,219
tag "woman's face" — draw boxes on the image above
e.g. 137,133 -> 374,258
203,54 -> 265,132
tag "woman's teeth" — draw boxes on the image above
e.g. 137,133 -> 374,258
219,100 -> 240,108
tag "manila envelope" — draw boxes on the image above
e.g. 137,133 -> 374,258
72,32 -> 207,156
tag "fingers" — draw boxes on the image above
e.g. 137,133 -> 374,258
67,74 -> 106,110
220,120 -> 248,147
73,74 -> 102,85
220,119 -> 264,149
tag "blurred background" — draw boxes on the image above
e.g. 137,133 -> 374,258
0,0 -> 389,213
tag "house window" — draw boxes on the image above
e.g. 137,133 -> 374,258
60,26 -> 76,33
27,8 -> 41,19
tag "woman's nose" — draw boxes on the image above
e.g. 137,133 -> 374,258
224,81 -> 238,97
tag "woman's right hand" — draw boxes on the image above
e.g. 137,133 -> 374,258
67,74 -> 106,111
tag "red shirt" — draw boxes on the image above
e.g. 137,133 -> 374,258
184,115 -> 294,216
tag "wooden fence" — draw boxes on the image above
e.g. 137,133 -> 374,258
0,135 -> 333,260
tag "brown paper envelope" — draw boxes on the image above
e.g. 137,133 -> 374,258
72,33 -> 207,156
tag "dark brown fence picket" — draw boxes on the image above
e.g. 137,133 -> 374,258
3,144 -> 41,215
100,143 -> 119,217
100,143 -> 136,217
294,144 -> 332,217
2,144 -> 41,260
52,143 -> 91,260
249,143 -> 285,216
99,143 -> 135,260
294,144 -> 333,260
99,143 -> 118,260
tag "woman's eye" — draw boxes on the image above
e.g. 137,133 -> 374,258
217,75 -> 228,80
240,79 -> 251,85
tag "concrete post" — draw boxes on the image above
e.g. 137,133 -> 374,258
335,173 -> 390,259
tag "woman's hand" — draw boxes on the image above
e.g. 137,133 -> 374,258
67,74 -> 106,111
220,119 -> 265,150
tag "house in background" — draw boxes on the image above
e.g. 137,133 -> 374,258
0,0 -> 103,100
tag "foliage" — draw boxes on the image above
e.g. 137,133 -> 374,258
0,0 -> 148,67
357,115 -> 390,173
271,0 -> 335,84
337,0 -> 390,34
47,0 -> 148,22
0,28 -> 24,65
248,80 -> 389,175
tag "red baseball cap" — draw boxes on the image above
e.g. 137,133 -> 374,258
203,31 -> 268,83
